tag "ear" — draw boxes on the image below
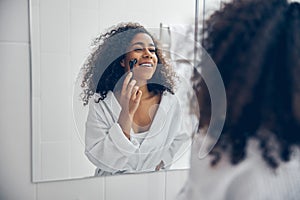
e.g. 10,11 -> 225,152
120,59 -> 125,67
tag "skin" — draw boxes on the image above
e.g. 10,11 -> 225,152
117,33 -> 161,139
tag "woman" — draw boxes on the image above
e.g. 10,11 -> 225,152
81,22 -> 194,176
178,0 -> 300,199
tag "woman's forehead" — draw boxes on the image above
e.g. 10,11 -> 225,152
130,33 -> 154,46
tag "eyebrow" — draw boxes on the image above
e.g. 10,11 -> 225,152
131,42 -> 155,47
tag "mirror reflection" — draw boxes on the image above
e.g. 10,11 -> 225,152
79,23 -> 198,176
31,0 -> 201,182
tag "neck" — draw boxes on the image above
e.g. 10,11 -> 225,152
138,83 -> 159,101
138,84 -> 150,96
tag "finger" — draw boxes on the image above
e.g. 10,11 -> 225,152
126,79 -> 136,98
134,90 -> 142,103
121,72 -> 132,94
131,86 -> 139,100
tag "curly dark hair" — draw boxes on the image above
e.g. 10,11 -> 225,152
80,22 -> 177,105
193,0 -> 300,169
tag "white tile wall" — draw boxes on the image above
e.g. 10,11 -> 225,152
39,53 -> 71,142
0,0 -> 222,199
41,141 -> 70,180
39,0 -> 69,53
70,6 -> 99,82
71,0 -> 99,10
70,8 -> 99,55
71,78 -> 89,143
105,172 -> 166,200
0,42 -> 35,200
36,177 -> 105,200
0,0 -> 29,42
0,1 -> 34,199
70,126 -> 95,178
98,0 -> 195,32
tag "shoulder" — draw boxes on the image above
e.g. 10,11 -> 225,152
161,91 -> 180,107
90,91 -> 114,103
227,138 -> 300,199
88,91 -> 116,111
158,92 -> 183,119
182,134 -> 300,200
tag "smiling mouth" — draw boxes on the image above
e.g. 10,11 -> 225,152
139,63 -> 153,67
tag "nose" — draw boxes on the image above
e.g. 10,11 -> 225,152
142,48 -> 153,59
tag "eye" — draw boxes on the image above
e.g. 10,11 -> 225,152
149,48 -> 156,53
134,48 -> 143,52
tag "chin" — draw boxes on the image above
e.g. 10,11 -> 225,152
134,73 -> 154,81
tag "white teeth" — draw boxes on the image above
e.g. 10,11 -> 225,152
140,63 -> 152,67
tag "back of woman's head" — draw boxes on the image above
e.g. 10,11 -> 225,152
194,0 -> 300,169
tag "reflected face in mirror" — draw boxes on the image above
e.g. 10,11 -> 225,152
81,22 -> 194,176
121,33 -> 158,82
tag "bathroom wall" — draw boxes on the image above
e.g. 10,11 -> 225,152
0,0 -> 232,199
0,0 -> 189,199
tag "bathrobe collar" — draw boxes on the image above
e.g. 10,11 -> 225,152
103,91 -> 173,135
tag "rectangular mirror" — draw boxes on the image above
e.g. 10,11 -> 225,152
30,0 -> 206,182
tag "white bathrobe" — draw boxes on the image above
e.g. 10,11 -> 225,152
85,91 -> 194,176
177,134 -> 300,200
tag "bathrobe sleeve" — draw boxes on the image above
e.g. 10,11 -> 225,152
161,96 -> 198,168
84,98 -> 139,174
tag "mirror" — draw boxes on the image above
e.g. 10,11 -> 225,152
30,0 -> 215,182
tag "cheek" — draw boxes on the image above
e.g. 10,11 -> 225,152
124,55 -> 133,66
